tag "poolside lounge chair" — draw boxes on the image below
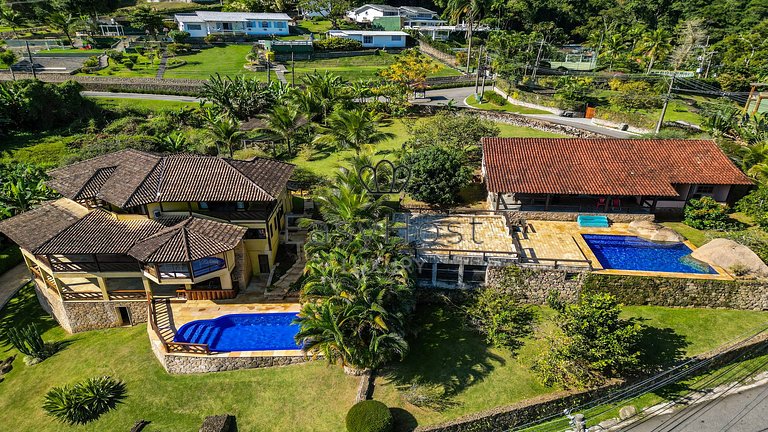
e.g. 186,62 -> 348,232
611,197 -> 621,211
596,197 -> 607,211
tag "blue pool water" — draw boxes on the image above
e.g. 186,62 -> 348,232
582,234 -> 717,274
174,313 -> 301,352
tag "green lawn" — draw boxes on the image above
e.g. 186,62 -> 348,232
375,304 -> 768,429
288,52 -> 461,82
296,19 -> 334,34
165,45 -> 269,80
0,132 -> 75,167
38,48 -> 104,55
260,118 -> 566,178
466,94 -> 552,115
90,97 -> 200,112
0,285 -> 360,431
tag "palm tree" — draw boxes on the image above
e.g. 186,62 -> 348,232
258,104 -> 307,157
47,12 -> 78,47
205,113 -> 244,158
602,33 -> 628,71
301,71 -> 348,121
641,28 -> 673,73
313,109 -> 394,154
442,0 -> 489,73
162,131 -> 191,153
0,8 -> 24,38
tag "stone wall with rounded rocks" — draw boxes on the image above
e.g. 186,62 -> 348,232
161,353 -> 309,374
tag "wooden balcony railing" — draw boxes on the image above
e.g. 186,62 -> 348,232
175,289 -> 238,301
148,299 -> 210,355
108,290 -> 148,301
61,291 -> 104,301
50,261 -> 139,273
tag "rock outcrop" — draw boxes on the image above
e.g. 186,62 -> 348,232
692,238 -> 768,278
628,220 -> 685,242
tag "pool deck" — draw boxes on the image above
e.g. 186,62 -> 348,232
519,220 -> 732,280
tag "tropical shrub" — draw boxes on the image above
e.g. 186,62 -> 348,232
345,400 -> 393,432
0,79 -> 92,132
43,376 -> 127,425
6,323 -> 57,364
168,30 -> 190,44
684,197 -> 737,230
314,37 -> 363,51
534,293 -> 642,388
405,145 -> 473,207
200,74 -> 277,120
105,50 -> 123,61
82,56 -> 100,68
466,287 -> 537,349
401,382 -> 451,411
736,186 -> 768,229
404,112 -> 500,160
483,91 -> 507,106
608,80 -> 663,110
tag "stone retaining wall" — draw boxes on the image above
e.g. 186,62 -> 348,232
33,280 -> 148,333
468,110 -> 608,139
0,72 -> 203,94
485,266 -> 768,310
161,353 -> 309,374
418,40 -> 459,67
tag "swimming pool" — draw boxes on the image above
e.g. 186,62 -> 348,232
582,234 -> 717,274
174,313 -> 301,352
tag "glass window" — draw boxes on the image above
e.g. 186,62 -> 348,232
275,21 -> 286,28
261,21 -> 270,27
199,201 -> 209,209
363,35 -> 373,44
696,185 -> 715,194
245,228 -> 267,239
187,24 -> 202,31
247,20 -> 257,28
236,201 -> 246,210
391,35 -> 402,41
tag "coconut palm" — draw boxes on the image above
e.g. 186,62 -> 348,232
47,12 -> 79,47
0,8 -> 24,38
313,109 -> 394,154
301,71 -> 348,121
162,131 -> 191,153
258,104 -> 307,157
602,33 -> 628,71
442,0 -> 490,73
205,113 -> 244,158
641,28 -> 673,73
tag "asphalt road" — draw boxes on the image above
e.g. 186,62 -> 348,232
82,87 -> 634,138
624,383 -> 768,432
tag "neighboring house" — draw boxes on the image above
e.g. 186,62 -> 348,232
326,30 -> 407,48
174,11 -> 291,37
0,150 -> 295,333
482,138 -> 753,215
346,4 -> 400,23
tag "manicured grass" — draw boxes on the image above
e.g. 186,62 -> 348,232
38,48 -> 104,55
296,19 -> 334,34
0,132 -> 75,167
375,304 -> 768,428
662,222 -> 710,246
0,285 -> 360,431
288,52 -> 461,82
466,95 -> 552,115
266,118 -> 566,178
165,45 -> 267,80
90,97 -> 200,112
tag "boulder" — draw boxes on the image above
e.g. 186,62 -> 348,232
619,405 -> 637,420
628,220 -> 685,242
691,238 -> 768,278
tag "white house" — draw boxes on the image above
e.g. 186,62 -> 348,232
326,30 -> 407,49
346,4 -> 400,23
174,11 -> 291,38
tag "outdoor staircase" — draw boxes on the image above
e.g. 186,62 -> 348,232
152,299 -> 176,342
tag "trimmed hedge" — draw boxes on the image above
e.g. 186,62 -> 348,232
346,400 -> 393,432
314,37 -> 363,51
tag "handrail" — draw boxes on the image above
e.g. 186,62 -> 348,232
148,298 -> 210,355
175,289 -> 238,301
61,291 -> 103,301
108,290 -> 148,301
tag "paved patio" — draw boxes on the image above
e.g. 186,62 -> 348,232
398,214 -> 517,255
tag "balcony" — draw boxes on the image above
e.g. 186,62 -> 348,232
45,254 -> 141,274
144,256 -> 227,281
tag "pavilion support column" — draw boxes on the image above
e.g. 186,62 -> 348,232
220,272 -> 233,290
457,264 -> 464,286
184,283 -> 193,290
545,194 -> 551,210
97,276 -> 109,301
431,263 -> 437,286
142,278 -> 152,298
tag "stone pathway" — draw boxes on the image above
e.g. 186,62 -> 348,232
155,51 -> 168,79
273,63 -> 288,84
0,264 -> 32,311
265,249 -> 305,300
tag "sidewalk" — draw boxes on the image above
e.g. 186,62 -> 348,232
0,264 -> 32,311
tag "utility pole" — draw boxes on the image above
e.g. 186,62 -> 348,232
24,41 -> 37,79
655,73 -> 676,134
266,57 -> 271,85
530,39 -> 545,83
291,51 -> 295,86
473,45 -> 484,101
480,52 -> 489,96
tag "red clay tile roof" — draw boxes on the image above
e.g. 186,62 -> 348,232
0,199 -> 89,252
47,150 -> 295,208
128,217 -> 246,262
482,138 -> 753,197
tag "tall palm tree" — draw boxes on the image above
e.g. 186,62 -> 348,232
47,12 -> 78,47
641,28 -> 673,73
0,8 -> 24,38
443,0 -> 489,73
258,104 -> 307,157
313,109 -> 394,154
602,33 -> 628,71
205,114 -> 244,158
301,71 -> 348,121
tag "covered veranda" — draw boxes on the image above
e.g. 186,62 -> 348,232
494,193 -> 659,213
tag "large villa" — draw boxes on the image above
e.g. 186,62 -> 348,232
0,138 -> 756,373
0,149 -> 295,334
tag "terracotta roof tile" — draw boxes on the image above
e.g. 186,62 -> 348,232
128,217 -> 246,262
482,138 -> 752,197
